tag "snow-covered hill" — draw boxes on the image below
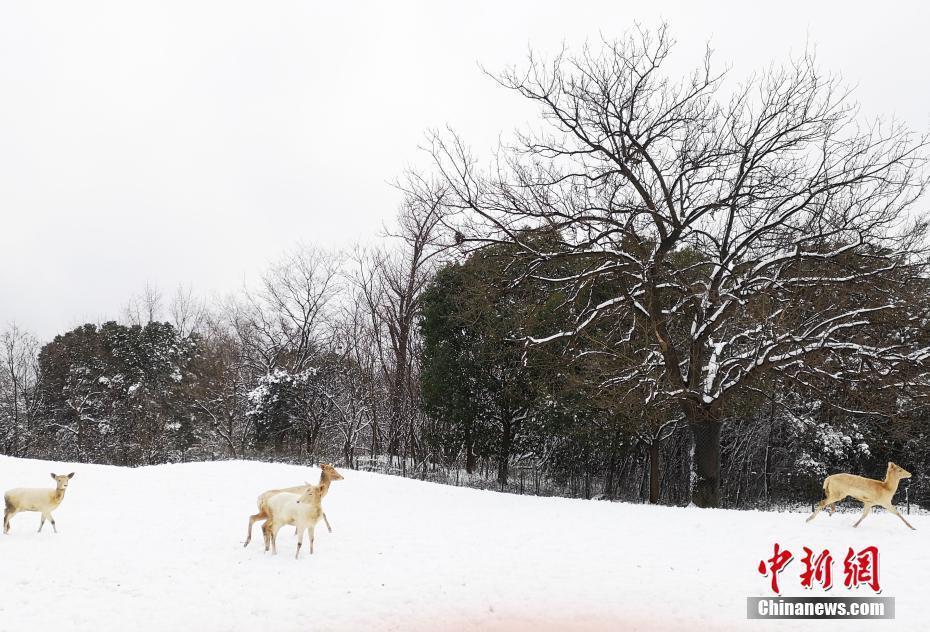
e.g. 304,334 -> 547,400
0,456 -> 925,631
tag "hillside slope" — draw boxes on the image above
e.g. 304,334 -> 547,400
0,456 -> 925,631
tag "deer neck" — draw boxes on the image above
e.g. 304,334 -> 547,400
52,488 -> 66,504
317,472 -> 333,497
882,473 -> 901,493
882,470 -> 901,493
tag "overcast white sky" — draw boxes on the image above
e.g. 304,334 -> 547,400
1,0 -> 928,339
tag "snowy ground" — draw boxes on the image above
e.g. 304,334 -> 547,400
0,456 -> 925,631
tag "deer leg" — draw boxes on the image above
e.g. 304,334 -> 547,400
809,493 -> 847,523
853,504 -> 873,527
38,514 -> 46,532
245,511 -> 265,547
807,499 -> 831,522
309,524 -> 316,555
271,524 -> 283,555
295,526 -> 304,560
50,514 -> 57,534
262,521 -> 272,552
322,511 -> 332,533
887,505 -> 916,530
3,508 -> 13,534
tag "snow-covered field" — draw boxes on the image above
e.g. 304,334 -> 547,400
0,456 -> 925,631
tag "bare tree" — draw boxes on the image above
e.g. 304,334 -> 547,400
191,313 -> 254,458
324,292 -> 380,469
169,284 -> 206,337
234,246 -> 342,375
124,282 -> 163,326
429,26 -> 930,506
351,177 -> 446,461
0,324 -> 40,456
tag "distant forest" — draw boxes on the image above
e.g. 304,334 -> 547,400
3,27 -> 929,511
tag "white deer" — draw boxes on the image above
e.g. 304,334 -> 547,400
807,462 -> 915,529
244,463 -> 343,547
4,473 -> 75,534
262,485 -> 325,559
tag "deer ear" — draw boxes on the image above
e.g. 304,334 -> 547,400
67,473 -> 75,479
50,473 -> 57,479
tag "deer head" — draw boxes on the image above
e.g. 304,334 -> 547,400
296,486 -> 323,505
50,472 -> 74,490
320,463 -> 344,481
888,462 -> 912,480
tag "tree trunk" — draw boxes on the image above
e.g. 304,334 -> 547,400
498,419 -> 512,487
77,416 -> 84,458
387,331 -> 409,456
648,442 -> 660,504
343,441 -> 354,470
604,423 -> 623,499
305,426 -> 317,462
689,420 -> 722,508
10,377 -> 19,456
370,416 -> 380,462
464,423 -> 476,474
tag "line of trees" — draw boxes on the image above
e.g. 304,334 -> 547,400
2,26 -> 929,510
0,191 -> 444,472
424,26 -> 930,507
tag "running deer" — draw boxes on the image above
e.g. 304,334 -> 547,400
262,485 -> 325,559
806,462 -> 915,530
4,473 -> 75,534
243,463 -> 343,547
